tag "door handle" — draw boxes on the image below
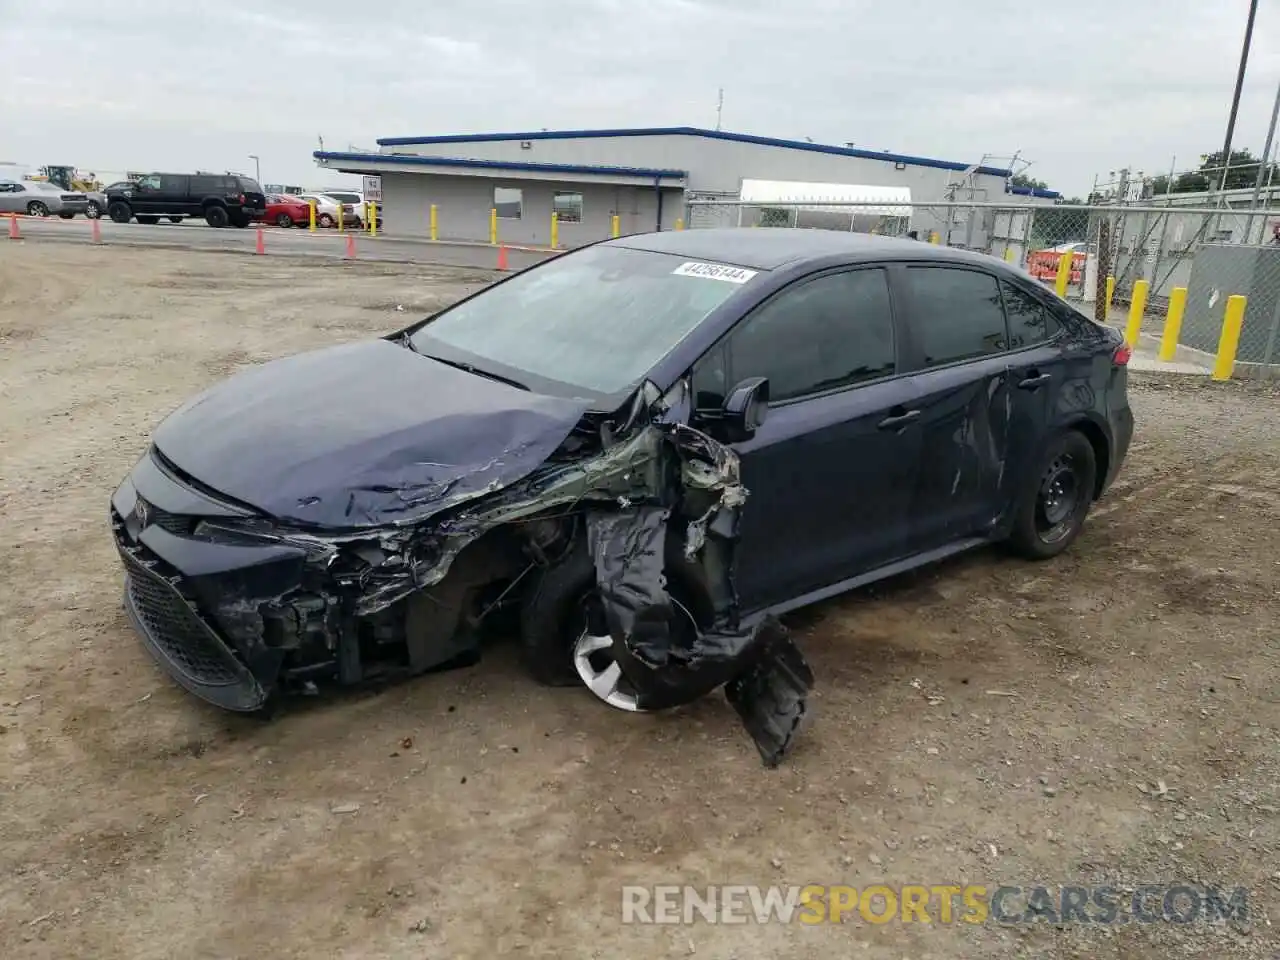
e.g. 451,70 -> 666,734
1017,372 -> 1052,390
877,409 -> 921,431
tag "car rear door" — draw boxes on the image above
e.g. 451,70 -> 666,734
691,265 -> 921,612
895,263 -> 1015,552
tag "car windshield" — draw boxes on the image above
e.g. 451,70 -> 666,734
409,244 -> 760,396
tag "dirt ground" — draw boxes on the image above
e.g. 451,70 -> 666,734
1,244 -> 1278,959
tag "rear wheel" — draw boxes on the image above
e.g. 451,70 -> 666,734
107,201 -> 132,223
26,201 -> 48,217
135,215 -> 160,225
1007,430 -> 1097,560
318,213 -> 335,228
204,205 -> 229,228
275,213 -> 293,228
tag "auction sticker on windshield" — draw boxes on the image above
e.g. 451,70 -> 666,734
672,262 -> 759,284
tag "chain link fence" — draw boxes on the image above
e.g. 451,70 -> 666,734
683,197 -> 1280,376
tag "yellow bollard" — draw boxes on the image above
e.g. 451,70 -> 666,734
308,200 -> 316,232
674,217 -> 684,231
1124,279 -> 1149,348
611,214 -> 620,238
1158,287 -> 1187,362
1105,275 -> 1115,318
1003,247 -> 1015,263
429,204 -> 438,241
489,207 -> 497,245
369,202 -> 377,237
928,231 -> 940,244
1212,295 -> 1248,381
336,202 -> 343,233
550,211 -> 558,249
1053,251 -> 1073,298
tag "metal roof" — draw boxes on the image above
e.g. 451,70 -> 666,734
1006,184 -> 1062,200
312,151 -> 687,180
611,227 -> 1005,271
372,127 -> 1014,178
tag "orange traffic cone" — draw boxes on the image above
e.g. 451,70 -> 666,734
255,227 -> 265,255
496,244 -> 509,270
91,216 -> 102,244
8,214 -> 19,240
344,233 -> 357,259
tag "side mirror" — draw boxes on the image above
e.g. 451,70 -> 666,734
721,377 -> 769,442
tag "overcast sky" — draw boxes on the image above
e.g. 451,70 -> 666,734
2,0 -> 1277,196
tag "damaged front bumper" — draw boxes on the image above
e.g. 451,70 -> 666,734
110,382 -> 816,764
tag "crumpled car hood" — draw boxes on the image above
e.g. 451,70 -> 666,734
151,339 -> 590,527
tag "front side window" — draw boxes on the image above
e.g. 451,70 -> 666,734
723,269 -> 896,403
906,267 -> 1007,367
135,174 -> 161,190
410,245 -> 757,396
1001,280 -> 1061,349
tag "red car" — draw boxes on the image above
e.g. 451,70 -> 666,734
263,194 -> 311,228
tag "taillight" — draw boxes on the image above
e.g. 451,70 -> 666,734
1112,343 -> 1132,366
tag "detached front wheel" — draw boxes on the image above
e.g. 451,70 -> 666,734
1008,430 -> 1097,560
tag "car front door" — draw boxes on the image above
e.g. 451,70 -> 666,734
691,266 -> 921,613
896,264 -> 1015,552
130,174 -> 162,215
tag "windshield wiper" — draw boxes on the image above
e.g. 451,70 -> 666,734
418,350 -> 529,391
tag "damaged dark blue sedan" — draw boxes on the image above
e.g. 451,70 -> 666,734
110,229 -> 1133,765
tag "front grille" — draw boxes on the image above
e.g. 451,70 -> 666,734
149,504 -> 194,536
117,541 -> 244,686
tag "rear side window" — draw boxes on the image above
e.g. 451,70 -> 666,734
724,268 -> 896,403
906,267 -> 1008,367
1001,281 -> 1061,348
190,176 -> 230,194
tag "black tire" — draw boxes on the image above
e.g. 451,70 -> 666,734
204,205 -> 229,228
167,216 -> 182,223
519,531 -> 713,694
59,212 -> 76,220
26,201 -> 48,217
1007,430 -> 1097,560
318,213 -> 335,228
275,213 -> 293,228
136,215 -> 160,225
86,201 -> 102,219
107,201 -> 132,223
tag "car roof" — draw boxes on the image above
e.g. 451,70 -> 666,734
610,227 -> 1001,271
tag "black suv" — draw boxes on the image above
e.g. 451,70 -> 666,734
106,173 -> 267,227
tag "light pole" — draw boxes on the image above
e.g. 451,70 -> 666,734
248,154 -> 260,182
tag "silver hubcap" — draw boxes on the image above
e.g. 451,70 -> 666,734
572,598 -> 696,712
574,631 -> 640,711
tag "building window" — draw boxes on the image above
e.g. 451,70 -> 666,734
494,187 -> 523,219
553,191 -> 583,223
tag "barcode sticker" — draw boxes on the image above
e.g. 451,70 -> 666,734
672,261 -> 758,284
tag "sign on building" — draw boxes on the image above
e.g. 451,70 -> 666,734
363,176 -> 383,202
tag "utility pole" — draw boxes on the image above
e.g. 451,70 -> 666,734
248,154 -> 260,183
1249,77 -> 1280,240
715,88 -> 724,131
1216,0 -> 1259,203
